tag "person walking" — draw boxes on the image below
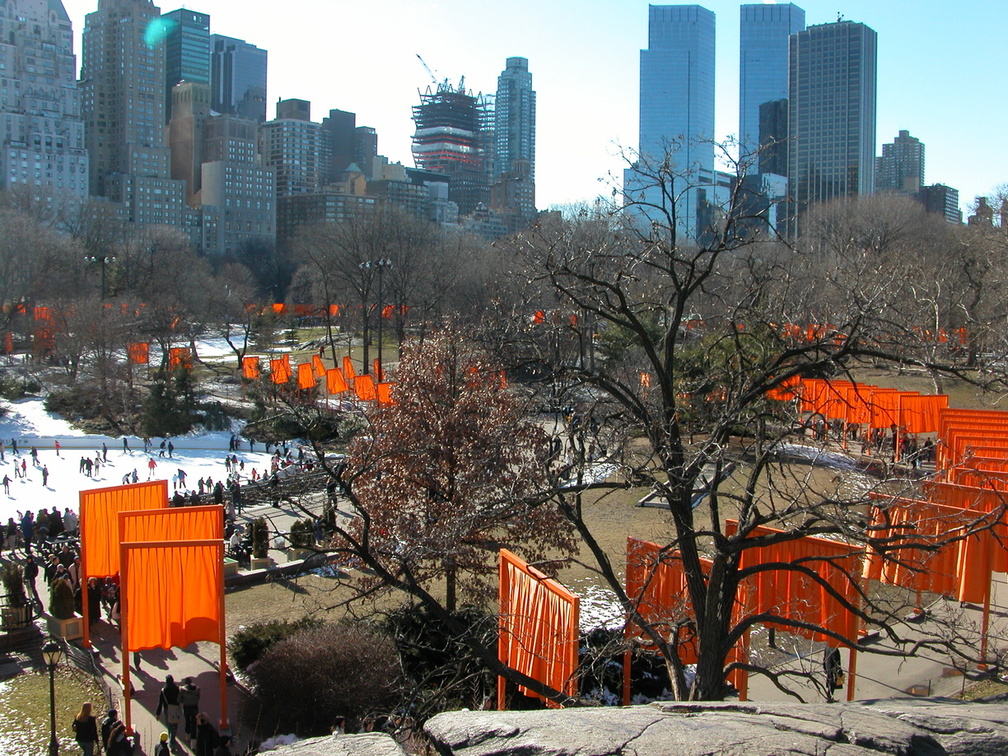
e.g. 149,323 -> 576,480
122,436 -> 130,453
101,442 -> 108,462
23,556 -> 39,605
105,722 -> 134,756
2,474 -> 9,495
41,464 -> 49,487
155,674 -> 182,748
131,469 -> 139,484
100,709 -> 119,751
194,712 -> 219,756
148,457 -> 157,479
54,439 -> 61,457
167,441 -> 174,458
71,702 -> 99,756
179,676 -> 201,746
159,440 -> 166,457
154,732 -> 170,756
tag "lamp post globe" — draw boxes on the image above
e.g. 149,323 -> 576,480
41,637 -> 63,756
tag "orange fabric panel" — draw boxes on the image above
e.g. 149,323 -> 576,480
168,347 -> 192,370
326,367 -> 348,394
898,394 -> 948,434
270,354 -> 292,384
866,388 -> 901,429
272,303 -> 286,314
731,520 -> 860,645
312,354 -> 326,378
342,355 -> 356,380
297,362 -> 314,389
924,481 -> 1008,577
353,374 -> 377,401
2,332 -> 12,354
128,342 -> 149,365
498,549 -> 579,704
241,356 -> 260,379
329,304 -> 340,316
119,505 -> 224,544
122,540 -> 223,652
81,481 -> 169,581
625,538 -> 712,665
376,382 -> 395,405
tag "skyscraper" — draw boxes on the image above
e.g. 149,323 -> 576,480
787,19 -> 877,221
81,0 -> 192,231
494,57 -> 536,182
738,3 -> 804,160
629,4 -> 715,238
162,8 -> 210,123
211,35 -> 267,124
0,0 -> 88,202
259,99 -> 323,196
321,108 -> 356,184
411,84 -> 492,216
876,130 -> 924,194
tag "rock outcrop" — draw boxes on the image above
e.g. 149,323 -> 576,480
259,732 -> 406,756
424,699 -> 1008,755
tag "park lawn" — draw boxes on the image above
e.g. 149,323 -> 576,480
0,667 -> 107,756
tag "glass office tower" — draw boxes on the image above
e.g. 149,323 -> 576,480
211,35 -> 268,124
163,9 -> 210,123
788,20 -> 877,222
739,3 -> 804,160
630,4 -> 715,240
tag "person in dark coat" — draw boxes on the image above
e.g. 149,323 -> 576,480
179,676 -> 201,744
100,709 -> 120,750
71,702 -> 99,756
155,674 -> 182,747
105,722 -> 134,755
154,732 -> 170,756
195,712 -> 219,756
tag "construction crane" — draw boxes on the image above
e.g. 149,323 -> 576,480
416,54 -> 466,94
416,54 -> 440,88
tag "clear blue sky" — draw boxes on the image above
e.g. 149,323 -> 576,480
61,0 -> 1007,216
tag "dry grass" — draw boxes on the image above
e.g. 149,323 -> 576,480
0,667 -> 107,756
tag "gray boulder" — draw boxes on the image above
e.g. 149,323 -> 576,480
424,699 -> 1008,755
259,732 -> 406,756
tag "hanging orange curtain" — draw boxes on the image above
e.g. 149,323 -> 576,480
270,354 -> 292,384
2,332 -> 11,354
241,356 -> 260,379
326,367 -> 348,394
342,355 -> 356,380
866,388 -> 901,429
730,520 -> 860,645
376,382 -> 395,405
923,481 -> 1008,576
128,342 -> 149,365
353,374 -> 377,401
497,549 -> 579,709
297,363 -> 314,389
329,304 -> 340,316
119,504 -> 224,544
80,480 -> 169,582
311,354 -> 326,378
898,394 -> 948,434
121,540 -> 223,651
168,347 -> 192,370
272,303 -> 286,314
766,375 -> 800,401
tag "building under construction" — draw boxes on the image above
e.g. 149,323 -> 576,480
411,82 -> 493,216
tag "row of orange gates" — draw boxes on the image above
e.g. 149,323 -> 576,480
77,481 -> 228,731
497,376 -> 1008,708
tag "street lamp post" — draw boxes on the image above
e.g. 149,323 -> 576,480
84,255 -> 116,299
360,258 -> 392,377
41,637 -> 64,756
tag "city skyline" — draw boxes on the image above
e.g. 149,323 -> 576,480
58,0 -> 1008,217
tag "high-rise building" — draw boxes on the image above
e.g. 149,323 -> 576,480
876,129 -> 924,194
321,108 -> 356,184
739,3 -> 804,160
0,0 -> 88,202
494,57 -> 535,182
917,184 -> 961,225
166,81 -> 275,254
259,99 -> 323,196
787,20 -> 877,222
411,83 -> 492,216
757,99 -> 788,176
211,34 -> 267,123
162,8 -> 210,123
354,126 -> 378,179
81,0 -> 193,232
628,4 -> 715,239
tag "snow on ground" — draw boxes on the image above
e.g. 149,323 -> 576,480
0,397 -> 278,523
